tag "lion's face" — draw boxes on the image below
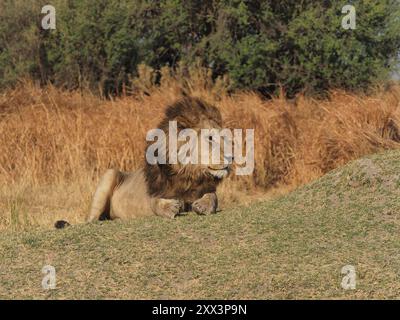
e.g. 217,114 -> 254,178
173,116 -> 233,180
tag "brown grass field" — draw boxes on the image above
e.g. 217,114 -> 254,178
1,71 -> 400,231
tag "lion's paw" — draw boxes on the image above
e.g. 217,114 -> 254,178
192,193 -> 217,215
156,198 -> 184,219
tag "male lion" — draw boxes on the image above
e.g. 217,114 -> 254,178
55,97 -> 231,228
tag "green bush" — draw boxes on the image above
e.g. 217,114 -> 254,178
1,0 -> 399,96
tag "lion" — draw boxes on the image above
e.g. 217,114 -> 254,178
55,97 -> 232,228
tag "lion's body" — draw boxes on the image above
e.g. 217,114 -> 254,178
87,167 -> 221,221
56,97 -> 231,228
110,169 -> 153,219
87,168 -> 153,222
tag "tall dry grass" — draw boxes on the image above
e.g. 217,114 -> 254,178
1,69 -> 400,230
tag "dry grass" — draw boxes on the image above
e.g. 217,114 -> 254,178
1,71 -> 400,230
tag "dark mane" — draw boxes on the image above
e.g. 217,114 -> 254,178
144,97 -> 223,202
159,96 -> 222,130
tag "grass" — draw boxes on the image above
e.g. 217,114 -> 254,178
2,149 -> 400,299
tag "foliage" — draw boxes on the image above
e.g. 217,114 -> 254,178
1,0 -> 399,96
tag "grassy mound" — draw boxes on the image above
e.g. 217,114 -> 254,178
2,150 -> 400,299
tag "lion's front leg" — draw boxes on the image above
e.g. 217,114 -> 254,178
150,198 -> 184,219
192,193 -> 218,215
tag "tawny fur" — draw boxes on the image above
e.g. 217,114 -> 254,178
72,97 -> 231,226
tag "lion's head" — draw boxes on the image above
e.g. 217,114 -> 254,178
145,97 -> 232,202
